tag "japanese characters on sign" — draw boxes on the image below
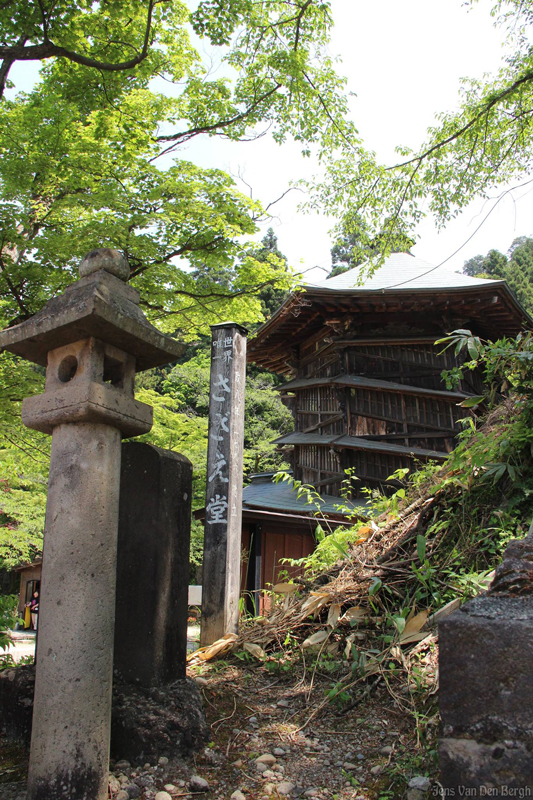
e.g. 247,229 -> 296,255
202,322 -> 247,644
206,332 -> 235,527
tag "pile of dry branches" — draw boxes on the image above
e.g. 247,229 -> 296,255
188,476 -> 473,732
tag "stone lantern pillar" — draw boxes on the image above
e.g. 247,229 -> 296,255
0,249 -> 183,800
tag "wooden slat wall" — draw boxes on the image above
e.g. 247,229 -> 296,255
345,343 -> 485,395
289,339 -> 478,498
297,446 -> 410,495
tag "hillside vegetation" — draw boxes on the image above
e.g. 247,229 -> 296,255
189,330 -> 533,790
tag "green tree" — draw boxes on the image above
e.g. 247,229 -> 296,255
0,0 -> 352,570
0,353 -> 48,567
463,236 -> 533,314
162,350 -> 293,477
0,2 -> 358,331
329,215 -> 370,278
0,72 -> 290,333
463,254 -> 488,277
246,228 -> 290,319
464,249 -> 508,280
328,216 -> 416,279
308,0 -> 533,260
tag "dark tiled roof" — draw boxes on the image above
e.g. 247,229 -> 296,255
278,374 -> 468,401
274,432 -> 447,460
242,475 -> 368,518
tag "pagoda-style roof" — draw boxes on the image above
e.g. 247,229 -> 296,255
277,374 -> 469,401
273,432 -> 448,461
309,252 -> 500,292
248,253 -> 532,375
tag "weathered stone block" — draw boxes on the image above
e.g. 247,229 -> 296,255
114,442 -> 192,687
439,737 -> 533,790
0,250 -> 188,800
110,677 -> 209,761
0,268 -> 184,370
0,666 -> 210,762
23,378 -> 153,436
439,595 -> 533,741
439,594 -> 533,790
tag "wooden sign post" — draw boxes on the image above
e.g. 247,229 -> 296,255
200,322 -> 247,646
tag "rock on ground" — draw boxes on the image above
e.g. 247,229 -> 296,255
111,678 -> 209,762
277,781 -> 295,795
0,665 -> 209,763
189,775 -> 209,792
256,754 -> 276,766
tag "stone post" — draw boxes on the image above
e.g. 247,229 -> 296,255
439,532 -> 533,791
114,442 -> 192,687
0,249 -> 183,800
200,322 -> 247,646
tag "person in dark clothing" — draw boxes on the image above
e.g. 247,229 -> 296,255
29,591 -> 39,631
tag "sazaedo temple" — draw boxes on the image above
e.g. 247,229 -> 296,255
240,253 -> 531,608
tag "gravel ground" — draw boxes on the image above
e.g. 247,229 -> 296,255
0,660 -> 431,799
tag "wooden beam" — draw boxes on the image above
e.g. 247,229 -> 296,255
312,473 -> 347,489
303,413 -> 345,434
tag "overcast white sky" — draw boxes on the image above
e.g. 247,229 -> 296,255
181,0 -> 533,281
10,1 -> 532,281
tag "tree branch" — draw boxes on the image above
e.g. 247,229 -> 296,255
0,255 -> 30,319
293,0 -> 312,51
155,82 -> 282,147
0,0 -> 155,81
389,67 -> 533,171
139,278 -> 278,305
0,35 -> 27,98
127,234 -> 227,278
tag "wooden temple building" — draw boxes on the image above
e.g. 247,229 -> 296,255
240,252 -> 531,608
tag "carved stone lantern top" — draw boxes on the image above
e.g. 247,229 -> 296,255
0,249 -> 184,437
0,248 -> 184,371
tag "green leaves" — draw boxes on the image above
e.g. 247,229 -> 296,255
0,1 -> 354,335
0,0 -> 190,98
306,1 -> 533,264
0,71 -> 292,332
460,395 -> 487,409
416,535 -> 427,563
435,330 -> 485,360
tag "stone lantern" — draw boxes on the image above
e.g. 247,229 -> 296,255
0,249 -> 183,800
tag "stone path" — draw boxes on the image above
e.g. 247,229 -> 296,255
4,631 -> 36,663
6,624 -> 200,662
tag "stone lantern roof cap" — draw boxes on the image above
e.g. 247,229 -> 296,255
0,253 -> 185,371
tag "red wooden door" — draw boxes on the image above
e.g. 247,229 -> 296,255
260,529 -> 315,613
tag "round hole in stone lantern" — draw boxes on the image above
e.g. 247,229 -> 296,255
57,355 -> 78,383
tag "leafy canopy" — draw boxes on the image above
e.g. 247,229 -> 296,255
464,235 -> 533,316
307,0 -> 533,262
0,1 -> 356,334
